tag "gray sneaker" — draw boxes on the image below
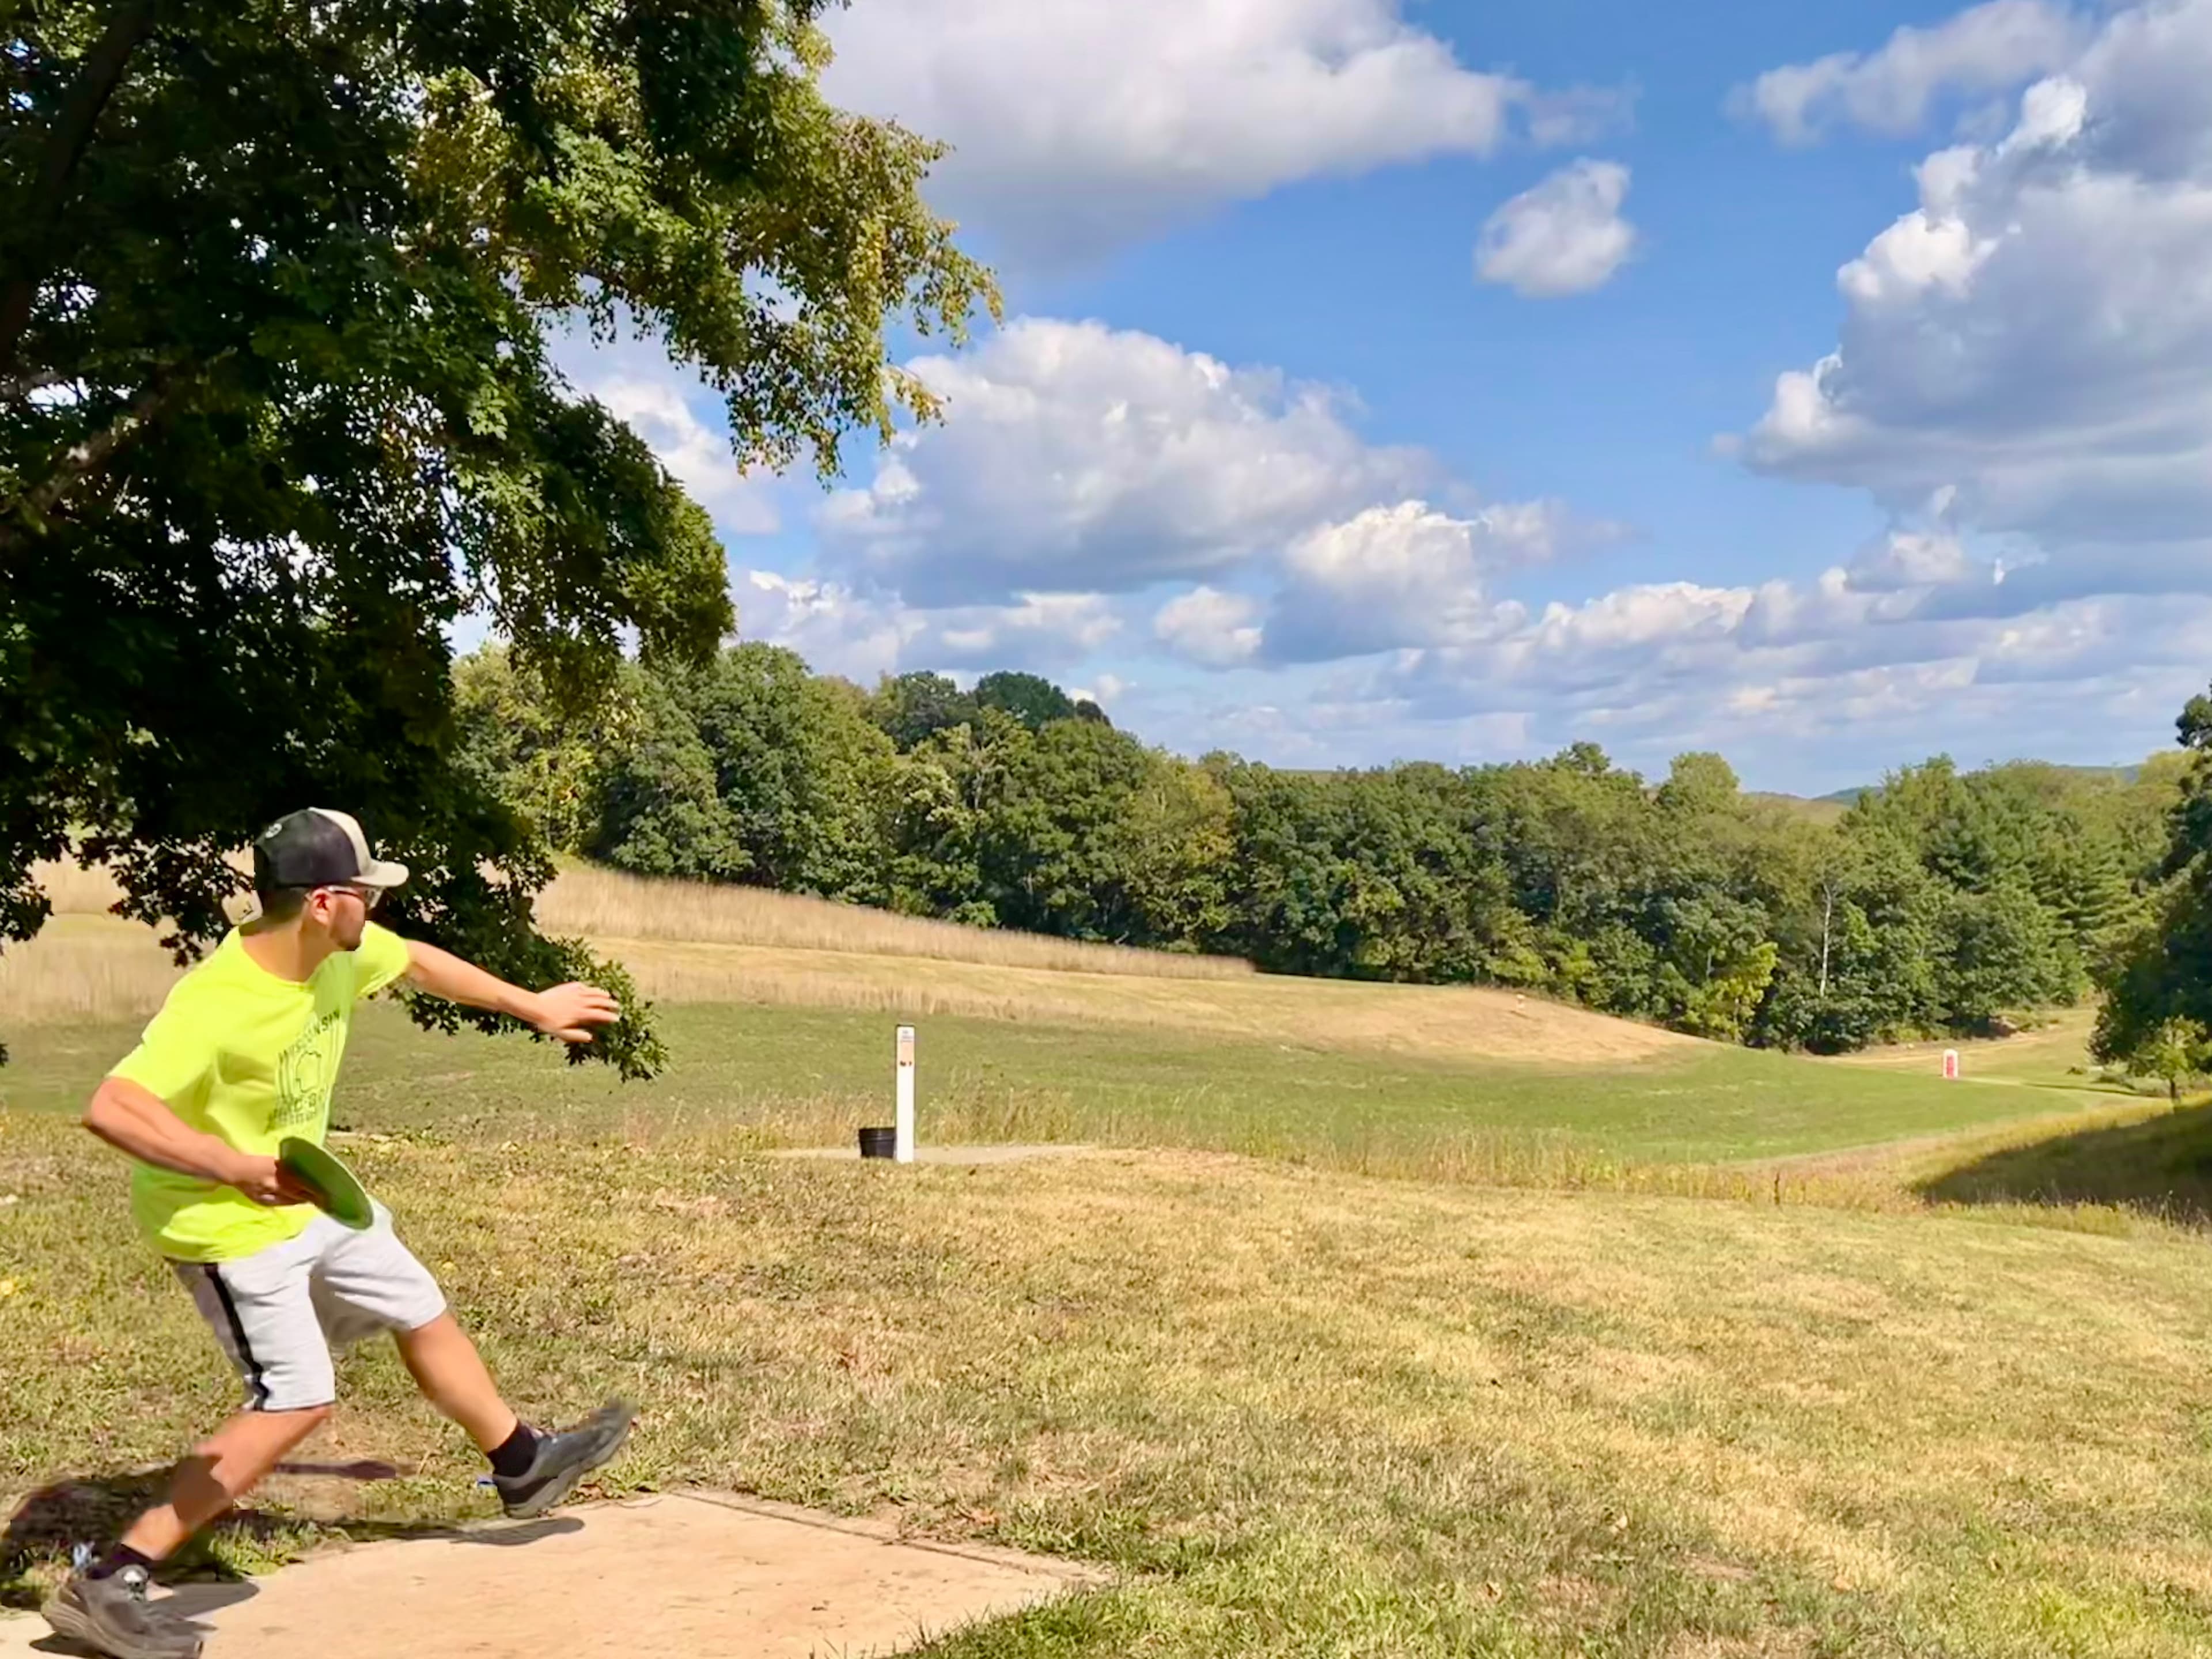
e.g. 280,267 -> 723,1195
42,1566 -> 203,1659
493,1400 -> 636,1518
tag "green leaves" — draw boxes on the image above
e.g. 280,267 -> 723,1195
2094,683 -> 2212,1070
1,0 -> 995,1068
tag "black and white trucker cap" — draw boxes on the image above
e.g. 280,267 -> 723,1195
251,809 -> 410,892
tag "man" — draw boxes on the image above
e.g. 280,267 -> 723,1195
44,809 -> 637,1659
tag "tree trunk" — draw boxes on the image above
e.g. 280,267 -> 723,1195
1,0 -> 160,373
1817,882 -> 1836,1000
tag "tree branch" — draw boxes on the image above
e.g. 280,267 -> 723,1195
1,366 -> 75,404
12,366 -> 188,524
0,0 -> 158,375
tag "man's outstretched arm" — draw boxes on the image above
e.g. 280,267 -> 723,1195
400,942 -> 620,1045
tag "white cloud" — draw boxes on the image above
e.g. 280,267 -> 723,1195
590,377 -> 779,535
1368,560 -> 2212,768
738,571 -> 1122,683
1154,586 -> 1266,669
821,317 -> 1433,606
1265,499 -> 1571,660
1734,0 -> 2085,144
818,0 -> 1623,263
1128,492 -> 2208,779
1742,0 -> 2212,606
738,571 -> 917,683
1844,529 -> 1986,592
1067,672 -> 1131,710
1475,161 -> 1638,298
929,593 -> 1124,667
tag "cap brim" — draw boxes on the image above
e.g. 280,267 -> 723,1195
362,859 -> 409,888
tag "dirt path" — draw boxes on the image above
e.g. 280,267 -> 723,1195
1,1494 -> 1103,1658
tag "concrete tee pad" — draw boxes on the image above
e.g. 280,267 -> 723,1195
2,1493 -> 1104,1658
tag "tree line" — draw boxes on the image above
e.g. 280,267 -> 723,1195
457,643 -> 2209,1060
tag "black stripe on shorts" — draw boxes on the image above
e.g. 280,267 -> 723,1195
202,1264 -> 270,1410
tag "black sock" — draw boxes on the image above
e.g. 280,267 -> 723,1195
86,1544 -> 156,1581
488,1422 -> 541,1479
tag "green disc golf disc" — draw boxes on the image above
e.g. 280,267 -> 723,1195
278,1136 -> 374,1231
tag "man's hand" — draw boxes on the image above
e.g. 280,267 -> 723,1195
404,944 -> 622,1047
523,982 -> 622,1045
224,1153 -> 320,1209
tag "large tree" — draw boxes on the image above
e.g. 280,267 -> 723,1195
1,0 -> 994,1067
2096,687 -> 2212,1067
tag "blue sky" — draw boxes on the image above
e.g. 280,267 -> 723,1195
551,0 -> 2212,794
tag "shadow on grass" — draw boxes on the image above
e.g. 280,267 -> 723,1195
1919,1097 -> 2212,1225
2,1467 -> 581,1610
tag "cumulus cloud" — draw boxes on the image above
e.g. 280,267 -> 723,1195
587,376 -> 780,535
1371,566 -> 2212,763
738,571 -> 1121,683
1154,587 -> 1265,669
1137,483 -> 2208,780
1475,161 -> 1638,297
820,317 -> 1433,606
818,0 -> 1624,263
1263,499 -> 1574,661
1734,0 -> 2085,144
1741,0 -> 2212,609
1844,529 -> 1987,592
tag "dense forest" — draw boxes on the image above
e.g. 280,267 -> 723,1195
456,644 -> 2211,1065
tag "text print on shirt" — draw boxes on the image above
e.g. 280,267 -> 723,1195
271,1007 -> 343,1133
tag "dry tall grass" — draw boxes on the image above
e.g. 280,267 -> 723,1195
596,935 -> 1692,1064
533,863 -> 1251,980
0,858 -> 1687,1067
0,917 -> 190,1028
31,859 -> 134,916
0,863 -> 251,1028
3,856 -> 1253,1029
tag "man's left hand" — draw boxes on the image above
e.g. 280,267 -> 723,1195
525,982 -> 622,1044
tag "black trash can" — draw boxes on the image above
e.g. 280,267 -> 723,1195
858,1126 -> 897,1160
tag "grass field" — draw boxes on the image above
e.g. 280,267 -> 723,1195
8,870 -> 2212,1653
0,861 -> 1253,1030
0,1000 -> 2113,1179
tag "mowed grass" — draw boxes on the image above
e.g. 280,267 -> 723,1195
1,997 -> 2108,1174
10,871 -> 2209,1652
8,1100 -> 2212,1654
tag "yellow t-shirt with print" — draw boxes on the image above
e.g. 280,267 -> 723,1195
109,922 -> 413,1263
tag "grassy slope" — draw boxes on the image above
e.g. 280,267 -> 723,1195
3,999 -> 2111,1169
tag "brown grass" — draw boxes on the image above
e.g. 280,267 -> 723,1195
1,857 -> 1243,1029
597,935 -> 1695,1065
4,860 -> 1691,1067
0,916 -> 190,1029
533,862 -> 1251,980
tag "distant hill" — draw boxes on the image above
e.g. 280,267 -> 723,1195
1747,792 -> 1849,826
1816,763 -> 2146,808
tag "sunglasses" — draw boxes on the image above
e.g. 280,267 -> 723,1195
321,884 -> 385,914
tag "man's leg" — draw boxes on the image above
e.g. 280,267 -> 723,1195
118,1405 -> 332,1560
394,1311 -> 518,1452
127,1244 -> 340,1554
324,1206 -> 634,1518
46,1240 -> 336,1659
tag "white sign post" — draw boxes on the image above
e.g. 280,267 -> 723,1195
1942,1048 -> 1961,1082
895,1025 -> 916,1163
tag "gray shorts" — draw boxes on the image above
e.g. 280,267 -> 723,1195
173,1202 -> 448,1412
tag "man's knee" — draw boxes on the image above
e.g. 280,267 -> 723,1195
219,1401 -> 331,1440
